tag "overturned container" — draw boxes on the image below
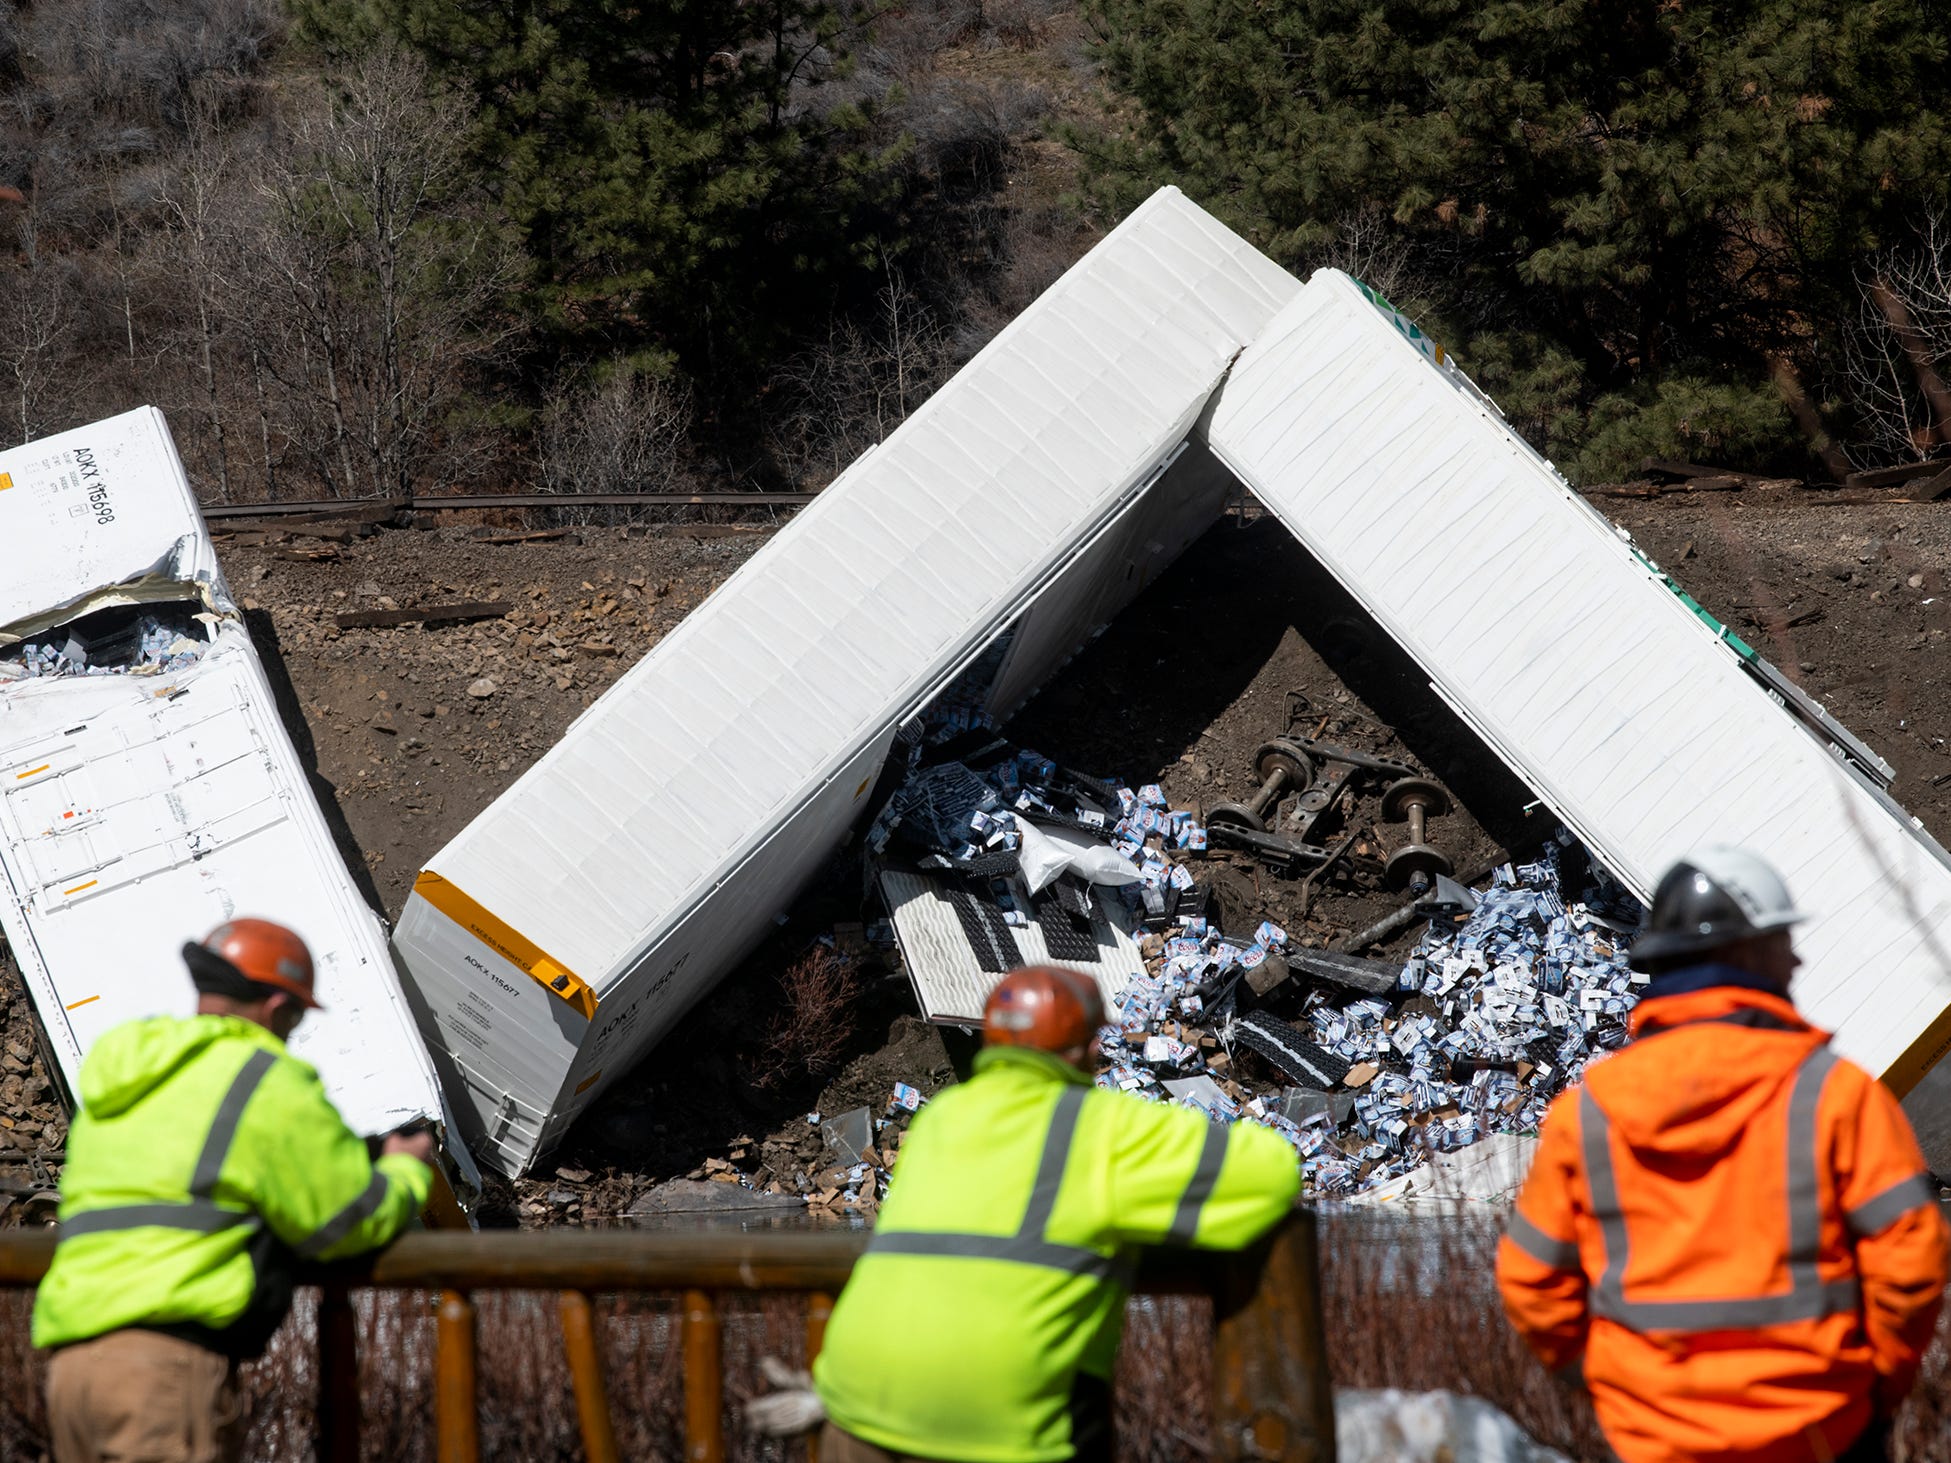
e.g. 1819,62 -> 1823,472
391,188 -> 1303,1174
0,408 -> 477,1204
395,188 -> 1951,1178
1204,269 -> 1951,1093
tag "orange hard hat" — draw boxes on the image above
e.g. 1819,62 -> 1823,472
983,965 -> 1104,1057
186,918 -> 323,1010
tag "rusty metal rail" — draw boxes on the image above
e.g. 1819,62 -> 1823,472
200,491 -> 820,520
0,1216 -> 1335,1462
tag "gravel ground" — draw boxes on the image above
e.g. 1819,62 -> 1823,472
7,483 -> 1951,1220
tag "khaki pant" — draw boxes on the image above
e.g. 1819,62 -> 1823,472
46,1330 -> 245,1463
819,1422 -> 958,1463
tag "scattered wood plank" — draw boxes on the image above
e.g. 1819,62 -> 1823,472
477,528 -> 570,545
1750,607 -> 1826,633
1800,492 -> 1929,506
333,601 -> 512,630
1640,457 -> 1768,483
1919,464 -> 1951,502
1843,461 -> 1947,490
661,525 -> 772,539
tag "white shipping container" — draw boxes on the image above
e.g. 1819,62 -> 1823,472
392,189 -> 1303,1174
0,409 -> 475,1190
1205,270 -> 1951,1092
396,190 -> 1951,1179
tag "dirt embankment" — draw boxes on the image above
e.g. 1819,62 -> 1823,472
7,487 -> 1951,1216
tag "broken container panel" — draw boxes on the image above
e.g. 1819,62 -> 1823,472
0,421 -> 221,638
393,188 -> 1303,1174
878,866 -> 1146,1026
0,410 -> 472,1184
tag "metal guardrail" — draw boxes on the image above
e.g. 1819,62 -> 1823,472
0,1214 -> 1336,1463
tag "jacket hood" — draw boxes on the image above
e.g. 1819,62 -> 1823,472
77,1015 -> 280,1118
1588,985 -> 1827,1161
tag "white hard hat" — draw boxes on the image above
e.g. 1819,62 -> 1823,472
1629,845 -> 1805,969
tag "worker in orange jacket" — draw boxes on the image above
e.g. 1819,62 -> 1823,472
1498,846 -> 1947,1463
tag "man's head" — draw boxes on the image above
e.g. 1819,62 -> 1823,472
182,918 -> 322,1041
983,965 -> 1105,1071
1629,846 -> 1805,992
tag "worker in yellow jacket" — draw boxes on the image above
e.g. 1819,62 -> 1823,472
34,919 -> 435,1463
812,964 -> 1300,1463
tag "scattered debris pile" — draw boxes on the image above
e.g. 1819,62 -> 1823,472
851,726 -> 1648,1197
668,1084 -> 930,1221
1097,837 -> 1644,1196
0,955 -> 66,1227
1,606 -> 209,682
868,747 -> 1207,921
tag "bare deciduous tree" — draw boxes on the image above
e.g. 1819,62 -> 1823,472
1,197 -> 80,444
240,47 -> 522,499
157,91 -> 246,498
539,359 -> 695,516
769,269 -> 950,483
1844,210 -> 1951,466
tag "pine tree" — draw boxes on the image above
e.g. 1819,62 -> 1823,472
297,0 -> 902,373
1075,0 -> 1951,475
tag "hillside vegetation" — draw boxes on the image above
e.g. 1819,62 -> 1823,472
3,0 -> 1950,499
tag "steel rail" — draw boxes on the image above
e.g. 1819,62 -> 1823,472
201,492 -> 818,520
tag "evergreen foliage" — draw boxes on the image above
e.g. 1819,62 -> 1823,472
295,0 -> 907,374
1074,0 -> 1951,477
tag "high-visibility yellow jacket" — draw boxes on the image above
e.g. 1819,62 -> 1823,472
1498,983 -> 1948,1463
813,1045 -> 1300,1463
34,1015 -> 431,1356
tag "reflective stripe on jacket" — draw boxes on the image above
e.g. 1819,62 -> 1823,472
1497,984 -> 1948,1463
33,1015 -> 431,1354
813,1045 -> 1299,1463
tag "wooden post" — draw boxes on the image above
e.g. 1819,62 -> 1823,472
1210,1211 -> 1337,1463
682,1289 -> 724,1463
560,1290 -> 620,1463
435,1289 -> 480,1463
317,1282 -> 362,1463
805,1292 -> 834,1463
805,1290 -> 833,1363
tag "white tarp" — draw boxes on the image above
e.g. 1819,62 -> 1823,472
0,409 -> 462,1148
1337,1390 -> 1572,1463
393,187 -> 1303,1174
1206,270 -> 1951,1091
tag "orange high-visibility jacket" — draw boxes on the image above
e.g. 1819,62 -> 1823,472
1498,984 -> 1947,1463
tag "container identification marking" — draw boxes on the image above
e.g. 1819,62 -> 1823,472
74,447 -> 113,525
413,869 -> 598,1019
